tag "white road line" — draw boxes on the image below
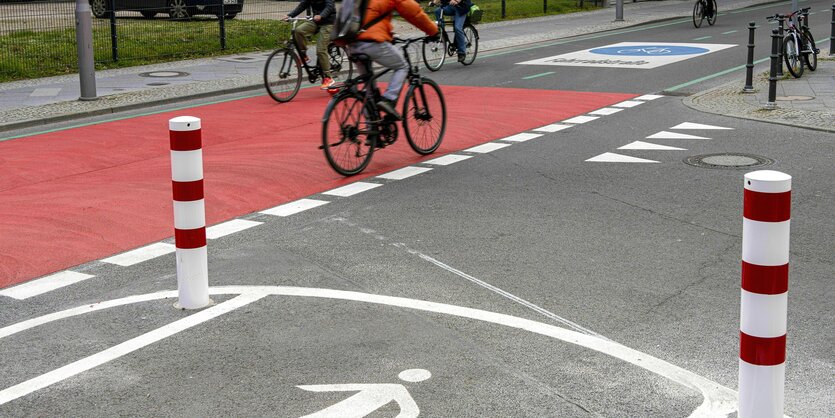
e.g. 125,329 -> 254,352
260,198 -> 330,217
206,219 -> 263,239
0,271 -> 96,300
586,152 -> 659,163
101,243 -> 175,267
634,94 -> 664,101
532,123 -> 572,132
377,166 -> 432,180
562,115 -> 599,124
0,286 -> 740,417
646,131 -> 710,140
498,133 -> 543,142
464,142 -> 512,153
611,100 -> 644,108
423,154 -> 472,166
670,122 -> 733,130
0,293 -> 264,406
322,182 -> 383,197
618,141 -> 686,151
588,108 -> 623,116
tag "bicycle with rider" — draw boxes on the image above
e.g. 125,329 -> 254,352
428,0 -> 473,63
283,0 -> 337,89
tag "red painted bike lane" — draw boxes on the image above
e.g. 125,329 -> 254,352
0,86 -> 636,288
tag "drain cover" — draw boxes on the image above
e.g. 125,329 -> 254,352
138,71 -> 190,78
684,153 -> 774,169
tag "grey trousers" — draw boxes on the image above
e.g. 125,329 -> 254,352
348,41 -> 408,102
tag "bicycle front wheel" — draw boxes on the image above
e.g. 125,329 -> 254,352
692,1 -> 704,28
707,0 -> 717,25
802,29 -> 817,71
783,36 -> 803,78
422,37 -> 446,71
322,93 -> 377,176
461,25 -> 478,66
264,49 -> 302,103
402,77 -> 446,155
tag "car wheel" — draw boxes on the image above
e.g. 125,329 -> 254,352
140,11 -> 157,19
224,13 -> 237,19
168,0 -> 191,19
90,0 -> 112,18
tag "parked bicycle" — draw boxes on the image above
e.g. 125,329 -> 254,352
767,8 -> 819,78
263,17 -> 352,103
321,37 -> 447,176
422,5 -> 480,71
693,0 -> 717,28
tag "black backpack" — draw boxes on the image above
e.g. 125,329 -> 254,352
330,0 -> 391,47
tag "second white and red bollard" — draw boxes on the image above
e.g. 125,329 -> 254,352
739,170 -> 791,418
170,116 -> 210,309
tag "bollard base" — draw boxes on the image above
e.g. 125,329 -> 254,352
174,298 -> 215,310
742,87 -> 756,94
78,96 -> 99,102
763,102 -> 778,110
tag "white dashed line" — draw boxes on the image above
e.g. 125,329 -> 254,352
611,100 -> 644,108
586,152 -> 659,163
589,107 -> 624,116
206,219 -> 263,239
646,131 -> 709,140
0,271 -> 96,300
423,154 -> 473,166
322,182 -> 383,197
670,122 -> 733,130
562,115 -> 599,124
634,94 -> 664,101
618,141 -> 686,151
532,123 -> 572,133
101,243 -> 176,267
260,198 -> 330,217
498,133 -> 543,142
378,166 -> 433,180
464,142 -> 512,153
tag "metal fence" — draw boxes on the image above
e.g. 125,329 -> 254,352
0,0 -> 598,82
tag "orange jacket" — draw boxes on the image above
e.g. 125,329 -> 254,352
356,0 -> 439,43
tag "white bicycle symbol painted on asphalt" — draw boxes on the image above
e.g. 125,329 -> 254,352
616,47 -> 673,55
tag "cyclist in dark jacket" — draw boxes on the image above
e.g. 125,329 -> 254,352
429,0 -> 472,63
284,0 -> 337,89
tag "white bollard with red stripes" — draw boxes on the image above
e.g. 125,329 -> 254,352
739,170 -> 791,418
170,116 -> 210,309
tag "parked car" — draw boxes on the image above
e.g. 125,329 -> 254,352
89,0 -> 244,20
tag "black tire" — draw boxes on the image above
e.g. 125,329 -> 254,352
264,49 -> 302,103
90,0 -> 112,18
402,77 -> 446,155
461,24 -> 478,66
225,13 -> 237,19
140,11 -> 157,19
707,0 -> 717,25
783,35 -> 803,78
422,36 -> 446,72
693,0 -> 704,28
802,29 -> 817,71
168,0 -> 191,19
327,44 -> 353,82
322,93 -> 376,176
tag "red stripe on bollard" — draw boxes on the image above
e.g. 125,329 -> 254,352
743,189 -> 791,222
741,261 -> 789,294
740,332 -> 786,366
175,227 -> 207,249
169,129 -> 202,151
172,180 -> 205,201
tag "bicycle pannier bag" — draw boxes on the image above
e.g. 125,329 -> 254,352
468,4 -> 483,23
331,0 -> 391,47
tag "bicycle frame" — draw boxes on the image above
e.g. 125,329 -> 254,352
285,17 -> 325,83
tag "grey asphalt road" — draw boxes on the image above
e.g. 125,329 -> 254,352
1,1 -> 833,417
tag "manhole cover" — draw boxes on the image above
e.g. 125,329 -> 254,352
138,71 -> 190,78
684,153 -> 774,169
776,95 -> 814,101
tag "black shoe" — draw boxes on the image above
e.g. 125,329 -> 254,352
458,53 -> 466,63
376,99 -> 401,121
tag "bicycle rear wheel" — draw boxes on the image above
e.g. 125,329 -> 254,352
322,93 -> 377,176
707,0 -> 717,25
692,0 -> 704,28
328,44 -> 354,82
402,77 -> 446,155
801,29 -> 817,71
422,36 -> 446,71
264,48 -> 302,103
461,24 -> 478,66
783,35 -> 803,78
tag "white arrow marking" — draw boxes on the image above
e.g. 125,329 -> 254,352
298,383 -> 419,418
586,152 -> 659,163
646,131 -> 710,140
670,122 -> 733,130
618,141 -> 686,151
